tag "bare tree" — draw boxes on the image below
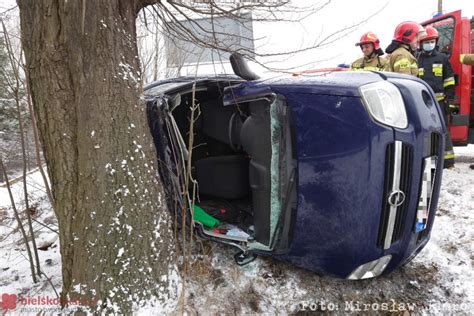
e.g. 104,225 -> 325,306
16,0 -> 387,312
18,1 -> 179,313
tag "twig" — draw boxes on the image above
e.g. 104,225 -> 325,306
40,271 -> 60,299
1,18 -> 42,277
0,157 -> 37,283
32,217 -> 59,235
81,0 -> 86,35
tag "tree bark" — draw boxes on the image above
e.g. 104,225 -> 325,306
18,0 -> 178,312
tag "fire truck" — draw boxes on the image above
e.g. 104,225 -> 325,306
422,10 -> 474,145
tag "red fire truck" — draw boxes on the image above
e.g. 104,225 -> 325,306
422,10 -> 474,145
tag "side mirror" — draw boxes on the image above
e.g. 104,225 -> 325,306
230,53 -> 260,81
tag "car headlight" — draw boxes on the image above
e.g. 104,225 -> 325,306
359,81 -> 408,129
347,255 -> 392,280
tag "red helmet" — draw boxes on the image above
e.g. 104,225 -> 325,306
355,32 -> 380,50
393,21 -> 426,44
419,25 -> 439,43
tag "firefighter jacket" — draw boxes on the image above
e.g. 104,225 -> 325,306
417,49 -> 455,102
384,44 -> 418,76
460,54 -> 474,66
350,55 -> 387,71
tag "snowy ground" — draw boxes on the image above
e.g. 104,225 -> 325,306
0,146 -> 473,314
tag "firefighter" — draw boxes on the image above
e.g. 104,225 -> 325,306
417,26 -> 456,168
384,21 -> 426,76
460,54 -> 474,65
351,32 -> 387,71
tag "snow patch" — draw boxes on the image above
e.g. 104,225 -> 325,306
117,248 -> 124,258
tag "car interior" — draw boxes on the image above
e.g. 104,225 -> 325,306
164,80 -> 275,246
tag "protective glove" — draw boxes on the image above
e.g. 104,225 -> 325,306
448,104 -> 459,115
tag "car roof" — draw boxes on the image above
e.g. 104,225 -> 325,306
144,74 -> 242,90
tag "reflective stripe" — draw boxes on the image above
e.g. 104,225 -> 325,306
444,150 -> 455,160
350,62 -> 362,70
418,68 -> 425,77
394,58 -> 414,69
435,92 -> 445,101
460,54 -> 465,64
350,65 -> 382,71
443,77 -> 455,87
393,58 -> 417,76
444,152 -> 455,160
432,64 -> 443,76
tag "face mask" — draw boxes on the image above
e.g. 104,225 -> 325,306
423,42 -> 436,52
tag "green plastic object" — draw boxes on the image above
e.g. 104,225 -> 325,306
192,205 -> 221,228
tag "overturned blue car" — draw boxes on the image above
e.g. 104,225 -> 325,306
144,54 -> 446,279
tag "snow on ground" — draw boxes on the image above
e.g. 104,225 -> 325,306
0,171 -> 61,314
0,146 -> 473,314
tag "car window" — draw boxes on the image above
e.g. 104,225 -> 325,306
429,17 -> 455,57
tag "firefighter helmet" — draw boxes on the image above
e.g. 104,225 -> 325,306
419,25 -> 439,43
355,32 -> 381,50
393,21 -> 426,44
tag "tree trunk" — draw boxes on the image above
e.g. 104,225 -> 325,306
18,0 -> 178,312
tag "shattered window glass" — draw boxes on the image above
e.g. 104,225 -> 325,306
269,99 -> 282,243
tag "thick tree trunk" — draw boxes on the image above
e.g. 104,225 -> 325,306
18,0 -> 178,312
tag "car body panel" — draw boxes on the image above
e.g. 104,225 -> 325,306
276,92 -> 393,277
